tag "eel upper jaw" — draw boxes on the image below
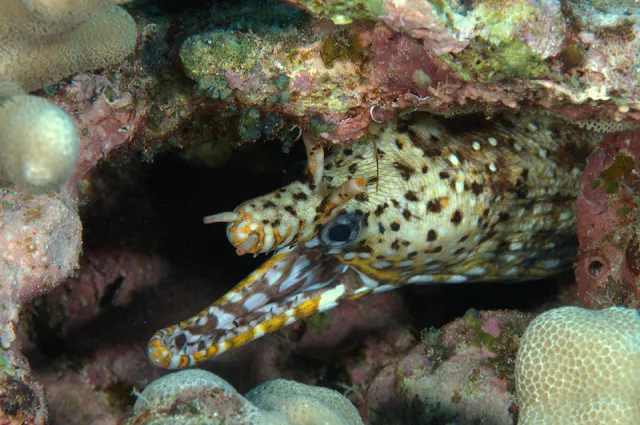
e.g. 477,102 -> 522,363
147,240 -> 377,369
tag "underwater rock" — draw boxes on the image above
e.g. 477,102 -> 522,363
0,347 -> 47,425
0,188 -> 82,352
181,0 -> 640,143
53,73 -> 145,198
364,309 -> 530,425
345,326 -> 418,419
124,369 -> 364,425
0,71 -> 145,424
38,249 -> 172,336
575,128 -> 640,308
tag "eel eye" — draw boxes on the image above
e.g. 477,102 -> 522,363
320,213 -> 363,250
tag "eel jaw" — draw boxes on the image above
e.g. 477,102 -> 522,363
147,239 -> 377,369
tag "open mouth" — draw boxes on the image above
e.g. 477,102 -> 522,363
147,241 -> 372,368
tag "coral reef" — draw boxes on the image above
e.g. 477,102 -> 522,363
0,1 -> 137,422
182,0 -> 640,143
1,0 -> 639,423
38,250 -> 172,336
0,187 -> 81,424
364,309 -> 530,425
124,369 -> 364,425
0,0 -> 136,193
575,128 -> 640,308
515,306 -> 640,425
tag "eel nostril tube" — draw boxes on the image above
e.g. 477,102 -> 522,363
203,211 -> 240,224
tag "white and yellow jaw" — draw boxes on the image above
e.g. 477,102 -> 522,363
148,114 -> 598,368
148,133 -> 373,369
147,239 -> 384,369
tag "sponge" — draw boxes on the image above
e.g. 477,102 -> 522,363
0,84 -> 79,193
515,306 -> 640,425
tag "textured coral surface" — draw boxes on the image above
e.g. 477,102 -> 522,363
516,306 -> 640,425
0,0 -> 639,424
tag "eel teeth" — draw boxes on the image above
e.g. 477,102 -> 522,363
236,232 -> 259,256
303,133 -> 324,187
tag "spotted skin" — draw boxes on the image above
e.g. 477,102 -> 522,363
148,113 -> 601,369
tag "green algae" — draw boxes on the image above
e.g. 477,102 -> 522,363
238,108 -> 264,141
262,111 -> 286,139
463,309 -> 495,349
601,153 -> 635,182
310,116 -> 337,133
435,0 -> 550,82
320,28 -> 365,68
486,317 -> 531,381
599,153 -> 636,194
461,309 -> 533,382
180,31 -> 261,81
560,39 -> 587,73
198,75 -> 234,100
446,39 -> 548,82
0,350 -> 10,373
306,312 -> 333,332
275,75 -> 290,91
295,0 -> 384,25
420,327 -> 454,372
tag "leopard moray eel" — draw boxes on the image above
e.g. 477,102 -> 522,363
148,113 -> 601,369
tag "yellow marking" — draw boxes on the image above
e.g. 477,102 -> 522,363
341,257 -> 402,282
148,337 -> 163,347
227,327 -> 257,349
178,355 -> 190,368
347,289 -> 372,301
255,228 -> 266,252
293,299 -> 320,318
147,343 -> 172,368
273,226 -> 291,247
193,345 -> 218,362
261,316 -> 288,333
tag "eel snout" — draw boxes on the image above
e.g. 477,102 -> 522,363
203,200 -> 304,255
147,243 -> 367,369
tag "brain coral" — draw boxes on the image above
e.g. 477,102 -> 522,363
515,306 -> 640,425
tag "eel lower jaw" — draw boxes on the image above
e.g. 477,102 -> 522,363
147,244 -> 377,369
